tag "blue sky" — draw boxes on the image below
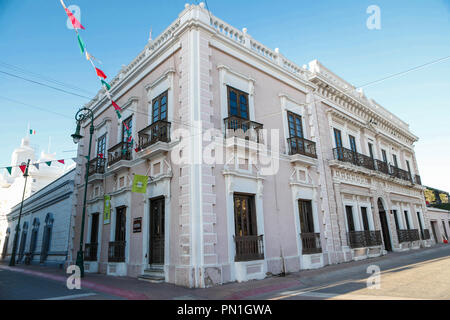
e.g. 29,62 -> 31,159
0,0 -> 449,190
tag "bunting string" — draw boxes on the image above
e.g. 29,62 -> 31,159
60,1 -> 139,155
0,158 -> 75,176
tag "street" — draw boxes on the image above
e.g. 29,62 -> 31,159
0,245 -> 449,300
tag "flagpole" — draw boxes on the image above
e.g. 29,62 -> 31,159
9,159 -> 30,266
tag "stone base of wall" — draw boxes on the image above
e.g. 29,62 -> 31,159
301,253 -> 325,269
84,261 -> 99,273
107,262 -> 127,276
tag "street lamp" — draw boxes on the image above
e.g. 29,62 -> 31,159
72,107 -> 94,277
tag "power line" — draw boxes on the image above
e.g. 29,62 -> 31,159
0,70 -> 92,100
0,95 -> 73,119
0,61 -> 96,96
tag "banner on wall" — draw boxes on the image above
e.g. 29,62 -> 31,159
132,175 -> 148,194
103,195 -> 111,224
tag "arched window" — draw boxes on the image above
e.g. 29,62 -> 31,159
29,218 -> 40,259
1,228 -> 10,259
40,213 -> 54,263
18,222 -> 29,262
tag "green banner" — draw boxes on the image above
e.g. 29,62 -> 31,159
132,175 -> 148,194
104,195 -> 111,224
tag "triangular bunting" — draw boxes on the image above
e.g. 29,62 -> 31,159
95,68 -> 107,79
19,165 -> 27,174
98,153 -> 104,159
115,110 -> 122,119
134,147 -> 140,153
33,163 -> 40,170
112,101 -> 121,111
58,160 -> 65,164
64,7 -> 85,30
101,80 -> 111,90
46,161 -> 52,167
77,34 -> 86,54
6,167 -> 12,175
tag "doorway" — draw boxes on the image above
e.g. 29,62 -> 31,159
430,221 -> 439,243
149,197 -> 165,265
377,199 -> 392,251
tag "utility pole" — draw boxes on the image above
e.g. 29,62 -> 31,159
9,159 -> 30,266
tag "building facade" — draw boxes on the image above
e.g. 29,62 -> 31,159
1,169 -> 75,266
426,207 -> 450,243
71,3 -> 434,288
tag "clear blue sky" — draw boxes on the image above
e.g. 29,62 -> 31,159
0,0 -> 449,190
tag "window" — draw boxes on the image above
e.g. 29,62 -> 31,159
393,154 -> 398,168
41,213 -> 54,263
1,228 -> 10,259
298,200 -> 314,233
345,206 -> 355,232
122,116 -> 133,144
404,211 -> 411,230
227,86 -> 249,119
361,207 -> 370,231
334,128 -> 343,148
234,194 -> 257,237
152,91 -> 168,123
393,210 -> 400,230
115,207 -> 126,242
381,149 -> 388,163
90,213 -> 99,244
442,221 -> 448,240
287,112 -> 303,138
97,134 -> 107,157
417,212 -> 424,239
349,135 -> 357,153
368,143 -> 374,159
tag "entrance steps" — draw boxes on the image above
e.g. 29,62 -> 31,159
138,266 -> 165,283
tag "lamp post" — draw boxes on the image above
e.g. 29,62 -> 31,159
9,159 -> 30,266
72,107 -> 94,277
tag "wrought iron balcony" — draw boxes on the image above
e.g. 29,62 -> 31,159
389,165 -> 412,182
374,159 -> 389,175
224,116 -> 264,143
414,175 -> 422,185
397,229 -> 420,243
137,120 -> 171,151
288,137 -> 317,158
108,142 -> 132,167
348,230 -> 382,249
333,147 -> 375,171
84,243 -> 98,261
300,232 -> 322,254
234,235 -> 264,262
423,229 -> 431,240
88,158 -> 106,176
108,241 -> 126,262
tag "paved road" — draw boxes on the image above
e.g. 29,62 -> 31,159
0,245 -> 449,300
0,267 -> 120,300
254,245 -> 450,300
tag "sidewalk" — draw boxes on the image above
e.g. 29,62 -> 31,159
1,244 -> 448,300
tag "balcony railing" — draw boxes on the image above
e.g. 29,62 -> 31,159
224,116 -> 264,143
88,158 -> 106,176
288,137 -> 317,158
389,165 -> 412,182
108,241 -> 126,262
397,229 -> 420,243
234,235 -> 264,262
108,142 -> 132,167
375,159 -> 389,175
333,147 -> 375,171
414,175 -> 422,185
84,243 -> 98,261
423,229 -> 431,240
138,120 -> 171,151
300,232 -> 322,254
333,148 -> 419,184
348,230 -> 383,249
